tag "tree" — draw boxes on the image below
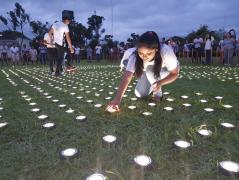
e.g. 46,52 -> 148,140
87,12 -> 105,48
69,21 -> 88,46
127,33 -> 139,45
30,20 -> 48,40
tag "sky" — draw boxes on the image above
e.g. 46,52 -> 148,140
0,0 -> 239,41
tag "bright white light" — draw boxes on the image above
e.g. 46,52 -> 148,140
163,92 -> 170,95
0,115 -> 2,118
223,105 -> 232,109
148,103 -> 156,107
86,100 -> 93,103
220,123 -> 235,128
61,148 -> 78,157
0,107 -> 3,111
25,98 -> 31,101
0,98 -> 3,101
46,96 -> 52,99
37,115 -> 48,120
0,122 -> 8,128
105,97 -> 112,100
131,98 -> 137,101
164,107 -> 174,111
76,115 -> 87,121
42,122 -> 55,128
204,108 -> 214,112
95,93 -> 100,97
128,105 -> 136,110
70,92 -> 76,95
197,129 -> 212,136
219,161 -> 239,173
58,104 -> 67,108
215,96 -> 223,100
43,93 -> 49,96
94,104 -> 102,108
76,96 -> 83,99
166,98 -> 174,102
103,135 -> 117,143
52,99 -> 59,103
31,108 -> 40,112
66,109 -> 74,113
200,100 -> 208,103
29,102 -> 37,106
86,173 -> 106,180
195,92 -> 203,96
174,140 -> 191,149
183,103 -> 192,107
106,107 -> 117,113
134,155 -> 152,167
142,112 -> 152,116
181,95 -> 189,99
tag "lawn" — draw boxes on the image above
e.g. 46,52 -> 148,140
0,59 -> 238,180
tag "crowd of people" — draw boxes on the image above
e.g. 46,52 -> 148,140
1,29 -> 238,69
180,29 -> 239,65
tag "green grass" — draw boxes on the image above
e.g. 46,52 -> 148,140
0,59 -> 238,180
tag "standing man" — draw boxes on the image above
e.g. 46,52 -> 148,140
74,44 -> 81,64
44,28 -> 57,75
95,44 -> 102,62
48,11 -> 74,76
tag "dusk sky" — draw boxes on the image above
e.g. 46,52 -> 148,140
1,0 -> 239,41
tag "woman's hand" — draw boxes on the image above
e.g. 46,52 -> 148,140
152,80 -> 162,92
105,99 -> 121,112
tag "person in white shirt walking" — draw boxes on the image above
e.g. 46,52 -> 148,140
48,13 -> 74,76
10,44 -> 19,65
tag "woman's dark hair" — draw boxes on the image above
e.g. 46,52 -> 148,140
135,31 -> 162,78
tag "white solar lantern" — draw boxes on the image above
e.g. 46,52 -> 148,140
30,108 -> 41,113
122,94 -> 128,98
134,155 -> 152,167
219,161 -> 239,176
86,100 -> 93,103
131,97 -> 137,101
197,128 -> 212,137
19,91 -> 26,95
223,105 -> 233,109
0,97 -> 3,101
200,99 -> 208,103
95,93 -> 100,97
22,95 -> 28,98
42,122 -> 55,129
0,107 -> 4,111
76,115 -> 87,122
102,135 -> 117,144
65,108 -> 74,114
148,103 -> 156,107
94,104 -> 102,108
52,99 -> 59,103
128,105 -> 136,110
43,93 -> 49,96
195,92 -> 203,96
215,96 -> 223,100
29,102 -> 37,106
0,122 -> 8,129
220,122 -> 235,129
166,98 -> 175,102
181,95 -> 189,99
37,115 -> 48,120
85,91 -> 91,94
182,103 -> 192,107
0,115 -> 2,119
163,92 -> 170,95
173,140 -> 191,149
60,148 -> 79,160
76,96 -> 83,100
25,98 -> 31,102
105,97 -> 112,100
46,96 -> 52,99
86,173 -> 106,180
58,104 -> 67,108
204,108 -> 214,112
163,107 -> 174,111
108,92 -> 114,95
142,112 -> 152,116
106,107 -> 118,113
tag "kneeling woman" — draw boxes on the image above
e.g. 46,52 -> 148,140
106,31 -> 180,112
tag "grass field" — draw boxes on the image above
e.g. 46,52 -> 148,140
0,59 -> 238,180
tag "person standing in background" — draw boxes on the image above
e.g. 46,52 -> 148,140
223,33 -> 235,65
74,44 -> 81,64
204,34 -> 212,65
